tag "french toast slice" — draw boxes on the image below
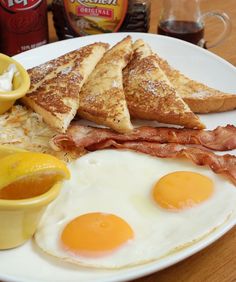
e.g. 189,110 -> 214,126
22,42 -> 109,133
156,55 -> 236,113
123,39 -> 205,129
77,36 -> 133,133
27,48 -> 84,93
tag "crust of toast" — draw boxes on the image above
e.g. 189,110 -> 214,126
156,55 -> 236,113
123,39 -> 205,129
77,36 -> 133,133
22,43 -> 109,133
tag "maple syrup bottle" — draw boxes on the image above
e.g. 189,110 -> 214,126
157,0 -> 231,48
51,0 -> 151,40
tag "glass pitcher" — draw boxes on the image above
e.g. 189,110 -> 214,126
158,0 -> 231,48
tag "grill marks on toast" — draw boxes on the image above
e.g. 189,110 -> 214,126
77,36 -> 133,133
123,39 -> 205,129
23,43 -> 109,133
156,55 -> 236,113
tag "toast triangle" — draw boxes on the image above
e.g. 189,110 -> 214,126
156,54 -> 236,113
123,39 -> 205,129
77,36 -> 133,133
22,42 -> 109,133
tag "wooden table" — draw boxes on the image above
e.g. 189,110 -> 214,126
48,1 -> 236,281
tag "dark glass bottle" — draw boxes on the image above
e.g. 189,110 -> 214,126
0,0 -> 48,56
120,0 -> 151,33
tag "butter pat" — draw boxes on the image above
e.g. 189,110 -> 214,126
0,64 -> 17,92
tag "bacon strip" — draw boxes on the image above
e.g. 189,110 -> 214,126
50,124 -> 236,185
52,123 -> 236,152
88,140 -> 236,186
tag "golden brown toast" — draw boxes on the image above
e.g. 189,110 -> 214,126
156,55 -> 236,113
123,39 -> 205,129
27,48 -> 83,93
22,43 -> 109,133
77,36 -> 133,133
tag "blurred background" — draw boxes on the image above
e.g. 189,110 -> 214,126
149,0 -> 236,63
47,0 -> 236,63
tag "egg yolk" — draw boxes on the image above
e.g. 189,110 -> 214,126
153,171 -> 214,210
61,212 -> 134,257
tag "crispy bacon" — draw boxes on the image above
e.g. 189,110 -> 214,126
89,140 -> 236,186
52,123 -> 236,151
51,124 -> 236,185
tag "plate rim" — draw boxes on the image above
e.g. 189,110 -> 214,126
1,32 -> 236,282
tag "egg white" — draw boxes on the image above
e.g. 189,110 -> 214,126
35,150 -> 236,269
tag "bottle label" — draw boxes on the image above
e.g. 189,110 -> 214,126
0,0 -> 43,12
63,0 -> 128,36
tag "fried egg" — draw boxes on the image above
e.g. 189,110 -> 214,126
35,150 -> 236,268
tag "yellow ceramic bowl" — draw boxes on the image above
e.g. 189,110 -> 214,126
0,53 -> 30,115
0,145 -> 61,250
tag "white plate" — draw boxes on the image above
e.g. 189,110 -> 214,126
1,32 -> 236,282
